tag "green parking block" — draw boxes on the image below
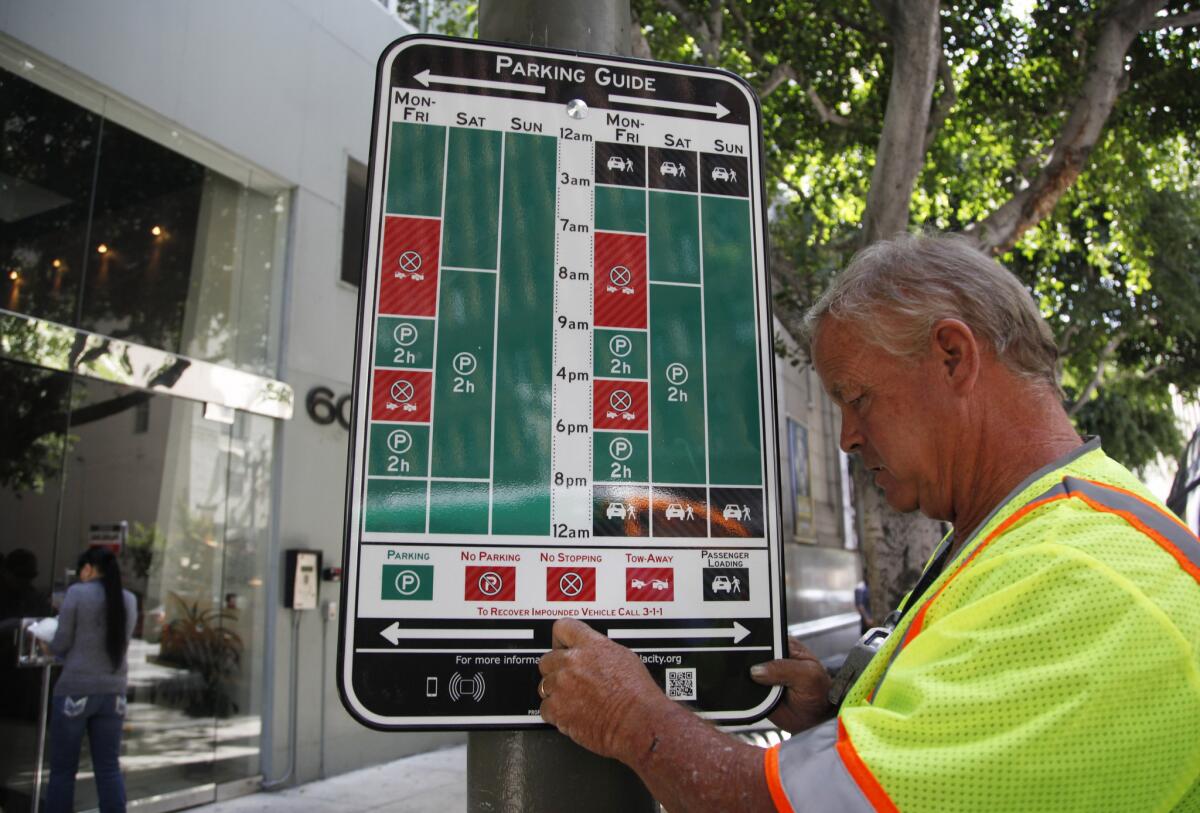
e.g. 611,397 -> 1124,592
368,423 -> 428,477
648,191 -> 700,283
429,481 -> 490,534
442,128 -> 502,269
374,317 -> 434,369
365,478 -> 427,533
650,284 -> 706,484
702,195 -> 762,485
593,432 -> 648,483
595,186 -> 645,233
593,329 -> 647,380
381,564 -> 434,600
430,270 -> 496,479
386,123 -> 445,217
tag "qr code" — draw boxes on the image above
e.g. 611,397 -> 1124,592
665,668 -> 697,701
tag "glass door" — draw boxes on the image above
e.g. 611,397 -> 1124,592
0,364 -> 271,811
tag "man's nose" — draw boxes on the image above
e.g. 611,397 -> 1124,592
839,408 -> 863,455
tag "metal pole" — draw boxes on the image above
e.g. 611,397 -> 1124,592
469,3 -> 656,811
31,663 -> 52,813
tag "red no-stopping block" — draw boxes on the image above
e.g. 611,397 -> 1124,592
593,379 -> 648,431
593,232 -> 646,329
380,216 -> 440,317
371,369 -> 432,423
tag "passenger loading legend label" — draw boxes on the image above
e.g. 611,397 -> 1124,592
340,36 -> 784,730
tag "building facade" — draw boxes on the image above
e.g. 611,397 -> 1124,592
0,2 -> 857,810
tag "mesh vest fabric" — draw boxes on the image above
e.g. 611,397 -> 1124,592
770,444 -> 1200,812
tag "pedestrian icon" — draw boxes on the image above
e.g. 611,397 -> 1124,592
394,322 -> 419,347
711,166 -> 737,183
609,334 -> 632,358
453,352 -> 477,376
666,362 -> 689,386
387,429 -> 413,454
609,436 -> 633,462
609,265 -> 632,287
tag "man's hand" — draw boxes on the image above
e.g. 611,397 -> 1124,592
750,637 -> 835,733
538,618 -> 665,761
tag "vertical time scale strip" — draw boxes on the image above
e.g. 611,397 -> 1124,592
550,133 -> 597,539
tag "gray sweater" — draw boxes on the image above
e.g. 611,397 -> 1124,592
50,581 -> 137,697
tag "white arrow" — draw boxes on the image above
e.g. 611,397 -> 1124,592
414,69 -> 546,95
608,621 -> 750,644
379,622 -> 534,645
608,94 -> 730,120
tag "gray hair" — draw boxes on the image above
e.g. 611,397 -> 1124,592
803,233 -> 1060,392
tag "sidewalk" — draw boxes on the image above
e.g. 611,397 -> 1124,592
188,746 -> 467,813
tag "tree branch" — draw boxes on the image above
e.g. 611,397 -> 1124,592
1067,332 -> 1124,417
965,0 -> 1169,255
658,0 -> 721,63
923,52 -> 957,153
759,63 -> 796,97
1143,9 -> 1200,30
806,84 -> 853,126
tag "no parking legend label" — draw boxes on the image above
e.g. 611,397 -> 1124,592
340,35 -> 784,729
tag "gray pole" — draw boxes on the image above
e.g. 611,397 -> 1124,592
469,3 -> 656,811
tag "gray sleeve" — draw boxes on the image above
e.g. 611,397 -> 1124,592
771,718 -> 874,812
49,587 -> 78,658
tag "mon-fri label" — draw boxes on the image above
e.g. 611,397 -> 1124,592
340,35 -> 784,729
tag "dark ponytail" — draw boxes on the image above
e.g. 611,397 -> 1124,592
77,548 -> 128,670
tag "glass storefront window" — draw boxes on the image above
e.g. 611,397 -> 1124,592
0,66 -> 289,376
0,48 -> 287,811
0,363 -> 274,811
0,69 -> 99,326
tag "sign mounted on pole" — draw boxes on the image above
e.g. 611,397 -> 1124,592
338,34 -> 785,729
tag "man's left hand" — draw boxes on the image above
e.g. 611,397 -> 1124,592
538,618 -> 663,760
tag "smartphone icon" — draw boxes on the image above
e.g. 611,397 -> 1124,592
425,676 -> 438,697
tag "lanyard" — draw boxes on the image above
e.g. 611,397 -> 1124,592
884,534 -> 956,628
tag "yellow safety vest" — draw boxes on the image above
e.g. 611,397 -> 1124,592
766,439 -> 1200,811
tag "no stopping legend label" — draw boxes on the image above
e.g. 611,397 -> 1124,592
339,35 -> 784,729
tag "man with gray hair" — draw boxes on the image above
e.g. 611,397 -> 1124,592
537,234 -> 1200,811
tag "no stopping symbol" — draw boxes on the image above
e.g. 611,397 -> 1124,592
390,379 -> 414,404
559,572 -> 584,597
398,250 -> 423,273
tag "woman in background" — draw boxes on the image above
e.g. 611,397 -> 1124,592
46,548 -> 137,813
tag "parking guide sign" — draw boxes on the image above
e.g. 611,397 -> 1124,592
339,35 -> 785,728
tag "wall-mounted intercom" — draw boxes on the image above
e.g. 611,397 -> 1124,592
284,549 -> 322,610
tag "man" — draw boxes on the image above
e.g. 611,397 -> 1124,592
537,234 -> 1200,811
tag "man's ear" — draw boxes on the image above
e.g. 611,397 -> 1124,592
929,319 -> 979,393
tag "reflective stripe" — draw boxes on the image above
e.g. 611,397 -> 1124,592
771,718 -> 877,812
764,745 -> 796,813
1062,477 -> 1200,582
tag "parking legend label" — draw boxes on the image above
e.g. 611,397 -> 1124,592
340,36 -> 784,729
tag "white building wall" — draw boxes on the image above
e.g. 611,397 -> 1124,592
0,0 -> 463,783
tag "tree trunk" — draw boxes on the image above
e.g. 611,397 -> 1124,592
856,0 -> 946,615
861,0 -> 941,243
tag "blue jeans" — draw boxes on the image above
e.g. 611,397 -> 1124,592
46,693 -> 127,813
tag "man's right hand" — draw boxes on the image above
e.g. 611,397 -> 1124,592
749,637 -> 836,733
